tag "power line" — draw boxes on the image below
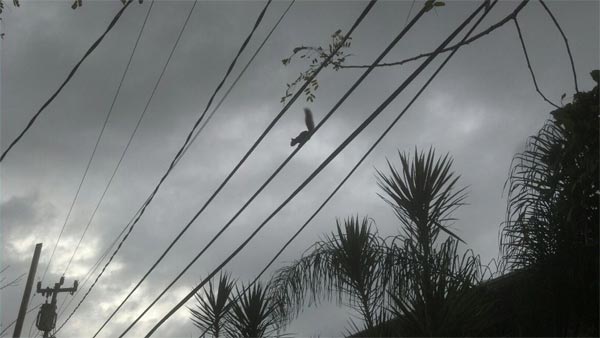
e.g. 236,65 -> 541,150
60,0 -> 294,326
52,0 -> 199,332
0,0 -> 134,163
119,1 -> 436,335
56,220 -> 128,319
40,0 -> 156,286
0,303 -> 42,336
54,0 -> 279,333
210,3 -> 502,335
60,0 -> 156,277
198,5 -> 503,334
143,2 -> 490,335
116,1 -> 379,335
178,0 -> 296,162
92,2 -> 296,336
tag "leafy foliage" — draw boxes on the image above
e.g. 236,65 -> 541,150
375,149 -> 492,336
189,272 -> 235,337
271,217 -> 386,331
190,273 -> 281,338
376,148 -> 467,247
423,0 -> 445,13
279,1 -> 448,104
280,29 -> 352,104
502,70 -> 598,266
500,70 -> 599,335
226,281 -> 281,338
272,149 -> 492,336
386,238 -> 492,336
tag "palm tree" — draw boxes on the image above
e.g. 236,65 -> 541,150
500,71 -> 599,335
270,216 -> 387,333
189,272 -> 235,338
376,148 -> 491,336
226,281 -> 281,338
271,149 -> 492,336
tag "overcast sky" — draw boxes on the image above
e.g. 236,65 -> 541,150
1,0 -> 598,337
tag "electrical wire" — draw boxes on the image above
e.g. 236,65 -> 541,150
199,4 -> 503,336
120,1 -> 436,335
178,0 -> 296,162
52,1 -> 200,332
56,221 -> 127,319
61,0 -> 156,277
0,0 -> 134,162
40,0 -> 156,288
144,2 -> 490,335
0,303 -> 42,337
63,5 -> 297,321
55,0 -> 279,333
117,1 -> 379,335
92,2 -> 296,336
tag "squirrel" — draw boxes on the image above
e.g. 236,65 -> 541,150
291,108 -> 315,147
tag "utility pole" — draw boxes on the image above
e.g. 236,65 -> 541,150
35,277 -> 78,338
13,242 -> 42,338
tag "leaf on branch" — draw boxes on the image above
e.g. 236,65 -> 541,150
424,0 -> 434,12
280,28 -> 353,104
424,0 -> 444,12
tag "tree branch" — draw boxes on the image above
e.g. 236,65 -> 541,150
538,0 -> 579,93
514,18 -> 560,109
340,1 -> 529,69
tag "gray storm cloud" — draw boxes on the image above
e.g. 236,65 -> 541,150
1,1 -> 598,336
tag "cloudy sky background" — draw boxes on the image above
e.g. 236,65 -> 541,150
1,0 -> 598,336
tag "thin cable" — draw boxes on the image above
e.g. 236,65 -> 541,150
254,0 -> 500,318
62,0 -> 156,277
538,0 -> 579,93
513,18 -> 560,108
340,7 -> 528,70
41,0 -> 154,284
0,272 -> 25,290
57,223 -> 127,318
198,7 -> 501,335
0,303 -> 42,336
33,0 -> 148,314
145,1 -> 490,335
91,3 -> 294,336
404,0 -> 416,28
0,0 -> 134,162
122,2 -> 430,335
53,1 -> 199,332
178,0 -> 296,160
92,3 -> 296,336
119,1 -> 378,334
55,0 -> 280,333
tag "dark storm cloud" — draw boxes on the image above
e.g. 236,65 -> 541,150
1,0 -> 598,337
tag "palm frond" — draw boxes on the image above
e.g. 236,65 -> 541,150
270,216 -> 386,330
376,147 -> 467,252
189,272 -> 236,337
226,281 -> 280,337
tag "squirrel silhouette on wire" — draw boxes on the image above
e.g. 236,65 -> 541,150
291,108 -> 315,147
